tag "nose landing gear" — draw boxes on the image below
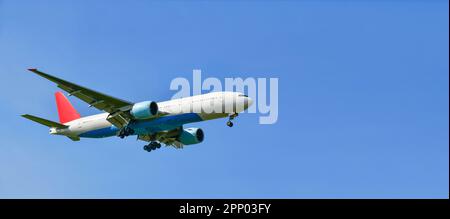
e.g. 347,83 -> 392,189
227,113 -> 238,127
143,141 -> 161,152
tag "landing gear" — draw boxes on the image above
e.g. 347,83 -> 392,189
226,113 -> 238,127
118,126 -> 135,138
144,141 -> 161,152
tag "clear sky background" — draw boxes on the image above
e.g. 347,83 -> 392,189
0,0 -> 448,198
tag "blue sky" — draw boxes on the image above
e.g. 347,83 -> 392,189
0,0 -> 448,198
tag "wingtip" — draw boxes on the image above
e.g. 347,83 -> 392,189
28,68 -> 37,72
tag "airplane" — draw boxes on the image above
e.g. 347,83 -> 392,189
22,69 -> 253,152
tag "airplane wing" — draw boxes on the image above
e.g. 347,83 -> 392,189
28,68 -> 134,128
138,134 -> 184,149
137,127 -> 185,149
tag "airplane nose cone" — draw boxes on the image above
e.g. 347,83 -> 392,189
248,97 -> 254,106
245,97 -> 254,108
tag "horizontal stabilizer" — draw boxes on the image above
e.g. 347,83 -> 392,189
67,136 -> 80,141
21,114 -> 68,129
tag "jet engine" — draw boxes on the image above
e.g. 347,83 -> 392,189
130,101 -> 159,119
177,128 -> 204,145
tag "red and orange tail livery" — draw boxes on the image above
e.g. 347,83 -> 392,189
55,91 -> 80,124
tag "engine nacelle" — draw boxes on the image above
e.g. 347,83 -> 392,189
177,128 -> 204,145
130,101 -> 159,119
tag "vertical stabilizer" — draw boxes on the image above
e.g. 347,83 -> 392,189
55,91 -> 81,124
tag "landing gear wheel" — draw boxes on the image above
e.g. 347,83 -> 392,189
226,113 -> 238,127
143,142 -> 162,152
119,127 -> 135,138
124,127 -> 134,136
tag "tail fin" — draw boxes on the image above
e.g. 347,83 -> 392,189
55,91 -> 81,124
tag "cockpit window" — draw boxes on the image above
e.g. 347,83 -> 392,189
238,94 -> 248,97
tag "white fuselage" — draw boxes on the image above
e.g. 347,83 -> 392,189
52,91 -> 252,138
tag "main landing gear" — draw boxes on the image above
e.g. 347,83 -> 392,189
118,127 -> 134,139
143,141 -> 161,152
227,113 -> 238,127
